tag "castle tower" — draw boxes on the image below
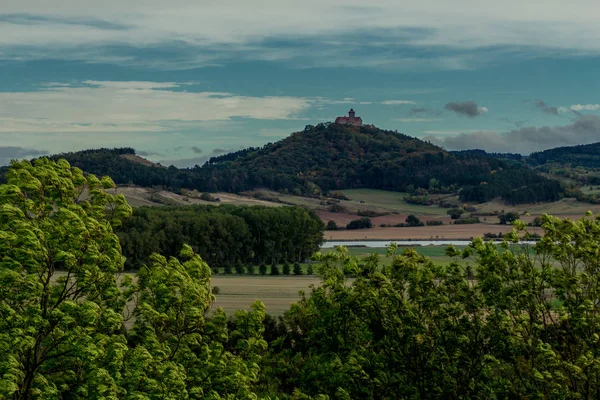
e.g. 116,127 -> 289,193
348,108 -> 355,120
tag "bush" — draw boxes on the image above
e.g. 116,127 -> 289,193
498,211 -> 520,225
270,264 -> 280,276
246,265 -> 256,275
447,208 -> 465,220
329,191 -> 349,200
357,210 -> 385,217
224,265 -> 233,274
201,192 -> 217,202
235,264 -> 245,275
346,217 -> 373,230
405,214 -> 424,227
306,264 -> 314,275
293,263 -> 303,275
282,263 -> 291,275
211,286 -> 221,295
426,220 -> 444,226
328,204 -> 347,213
259,264 -> 267,276
404,195 -> 433,205
326,220 -> 338,230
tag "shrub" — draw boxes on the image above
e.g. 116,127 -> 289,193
329,191 -> 349,200
405,214 -> 424,227
224,265 -> 233,274
306,264 -> 314,275
447,208 -> 465,219
235,264 -> 245,275
246,265 -> 256,275
293,263 -> 303,275
328,204 -> 347,213
211,286 -> 221,295
282,263 -> 291,275
270,264 -> 280,276
259,264 -> 267,276
498,211 -> 520,225
346,217 -> 373,230
326,220 -> 338,230
426,220 -> 444,226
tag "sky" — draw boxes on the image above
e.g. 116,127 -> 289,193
1,0 -> 599,166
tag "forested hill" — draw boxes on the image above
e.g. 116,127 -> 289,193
528,142 -> 600,168
1,123 -> 563,204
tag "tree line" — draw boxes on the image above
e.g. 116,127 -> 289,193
117,204 -> 324,270
3,159 -> 600,398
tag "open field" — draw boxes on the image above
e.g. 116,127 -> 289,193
339,189 -> 452,216
211,276 -> 319,315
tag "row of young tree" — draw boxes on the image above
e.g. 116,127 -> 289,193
4,159 -> 600,399
117,204 -> 324,270
0,122 -> 563,205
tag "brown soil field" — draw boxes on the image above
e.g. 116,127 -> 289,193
324,223 -> 523,240
318,211 -> 453,227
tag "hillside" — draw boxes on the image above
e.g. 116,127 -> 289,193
1,122 -> 563,204
528,142 -> 600,168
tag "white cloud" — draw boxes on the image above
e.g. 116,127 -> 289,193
1,1 -> 600,69
570,104 -> 600,112
0,81 -> 311,133
381,100 -> 417,105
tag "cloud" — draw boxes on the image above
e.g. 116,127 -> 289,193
0,81 -> 311,134
381,100 -> 416,105
190,146 -> 203,154
561,104 -> 600,112
0,146 -> 48,166
394,118 -> 442,123
3,1 -> 600,70
534,99 -> 559,115
425,115 -> 600,154
409,107 -> 427,114
444,101 -> 488,118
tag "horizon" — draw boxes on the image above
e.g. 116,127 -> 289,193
1,0 -> 599,166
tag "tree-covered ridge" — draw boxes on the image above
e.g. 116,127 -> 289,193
3,123 -> 564,204
528,141 -> 600,168
117,204 -> 324,270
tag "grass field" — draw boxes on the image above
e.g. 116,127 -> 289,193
339,189 -> 450,216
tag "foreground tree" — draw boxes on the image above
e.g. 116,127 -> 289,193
0,159 -> 266,399
0,158 -> 132,398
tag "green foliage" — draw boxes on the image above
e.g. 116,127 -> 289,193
453,216 -> 480,224
270,264 -> 280,276
405,214 -> 424,227
0,159 -> 267,399
346,217 -> 372,230
246,265 -> 256,275
260,214 -> 600,398
293,263 -> 303,275
282,263 -> 291,275
426,219 -> 444,226
498,211 -> 520,224
118,203 -> 324,268
326,220 -> 338,230
259,264 -> 267,276
447,207 -> 464,219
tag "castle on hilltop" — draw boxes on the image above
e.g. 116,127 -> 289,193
335,108 -> 363,127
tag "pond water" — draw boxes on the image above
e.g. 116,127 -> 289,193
321,240 -> 538,248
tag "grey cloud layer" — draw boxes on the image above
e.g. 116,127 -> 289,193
534,99 -> 559,115
427,115 -> 600,154
444,101 -> 486,118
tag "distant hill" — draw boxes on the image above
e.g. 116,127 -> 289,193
528,142 -> 600,168
1,123 -> 564,204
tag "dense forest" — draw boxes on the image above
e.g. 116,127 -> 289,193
117,204 -> 324,269
4,158 -> 600,399
1,122 -> 564,205
528,142 -> 600,168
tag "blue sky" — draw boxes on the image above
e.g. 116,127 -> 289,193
1,0 -> 599,166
